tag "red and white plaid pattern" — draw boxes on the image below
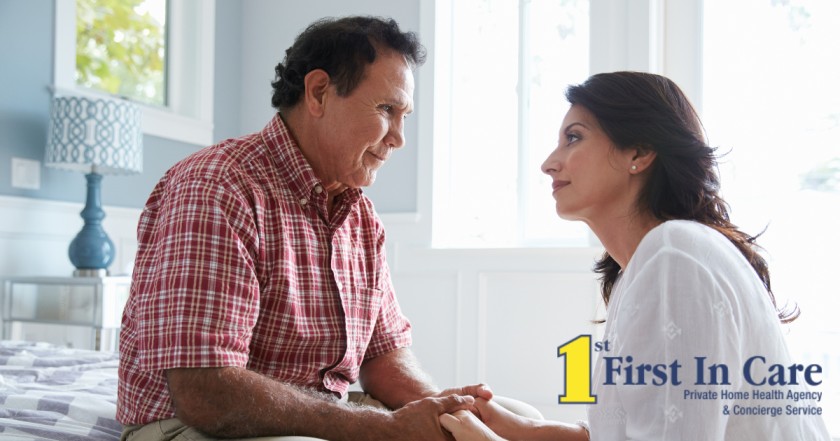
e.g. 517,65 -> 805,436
117,115 -> 412,425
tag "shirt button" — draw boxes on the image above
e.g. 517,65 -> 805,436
314,185 -> 323,194
299,197 -> 308,206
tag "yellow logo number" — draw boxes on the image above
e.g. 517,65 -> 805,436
557,334 -> 597,403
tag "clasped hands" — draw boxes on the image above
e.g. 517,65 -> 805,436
434,385 -> 517,441
384,383 -> 523,441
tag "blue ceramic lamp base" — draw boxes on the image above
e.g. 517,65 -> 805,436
69,173 -> 115,276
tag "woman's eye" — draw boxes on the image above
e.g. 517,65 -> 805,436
566,133 -> 581,144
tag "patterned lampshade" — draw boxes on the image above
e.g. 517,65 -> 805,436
45,95 -> 143,175
44,95 -> 143,275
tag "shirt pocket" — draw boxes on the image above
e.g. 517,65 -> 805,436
341,286 -> 384,365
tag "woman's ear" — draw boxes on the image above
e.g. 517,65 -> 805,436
629,146 -> 657,174
302,69 -> 331,118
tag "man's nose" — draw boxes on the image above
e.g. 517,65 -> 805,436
386,118 -> 405,149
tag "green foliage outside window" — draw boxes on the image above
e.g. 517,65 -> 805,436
76,0 -> 167,106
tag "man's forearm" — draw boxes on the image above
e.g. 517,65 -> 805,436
167,367 -> 394,440
359,348 -> 440,409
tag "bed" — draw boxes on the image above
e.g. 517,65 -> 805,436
0,340 -> 122,441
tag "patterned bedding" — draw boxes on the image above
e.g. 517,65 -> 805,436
0,341 -> 121,440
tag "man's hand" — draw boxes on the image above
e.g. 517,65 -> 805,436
436,383 -> 494,402
385,394 -> 478,441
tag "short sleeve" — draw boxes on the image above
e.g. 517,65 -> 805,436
134,178 -> 262,372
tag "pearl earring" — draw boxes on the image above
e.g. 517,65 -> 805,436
631,165 -> 638,171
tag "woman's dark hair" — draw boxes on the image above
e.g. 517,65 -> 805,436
271,16 -> 426,112
566,71 -> 798,323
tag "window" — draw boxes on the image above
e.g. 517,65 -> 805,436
432,0 -> 592,248
53,0 -> 215,146
702,0 -> 840,435
76,0 -> 168,107
429,0 -> 663,248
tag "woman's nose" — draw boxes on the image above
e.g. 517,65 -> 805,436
541,147 -> 562,174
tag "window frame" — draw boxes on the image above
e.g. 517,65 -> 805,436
53,0 -> 215,146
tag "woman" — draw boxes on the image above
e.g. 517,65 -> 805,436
439,72 -> 830,440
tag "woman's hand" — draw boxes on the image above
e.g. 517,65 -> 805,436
443,399 -> 590,441
440,410 -> 507,441
473,398 -> 531,439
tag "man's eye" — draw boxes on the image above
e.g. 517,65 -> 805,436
380,104 -> 393,112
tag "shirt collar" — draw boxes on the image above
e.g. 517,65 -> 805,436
260,114 -> 362,213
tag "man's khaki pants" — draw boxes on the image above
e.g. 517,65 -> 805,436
120,393 -> 542,441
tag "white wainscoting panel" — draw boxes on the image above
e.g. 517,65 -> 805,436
391,271 -> 461,389
479,271 -> 598,422
0,195 -> 141,277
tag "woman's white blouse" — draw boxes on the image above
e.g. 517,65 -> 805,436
588,220 -> 829,440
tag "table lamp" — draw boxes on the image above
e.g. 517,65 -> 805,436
45,95 -> 143,277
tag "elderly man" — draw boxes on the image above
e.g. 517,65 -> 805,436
117,16 -> 490,441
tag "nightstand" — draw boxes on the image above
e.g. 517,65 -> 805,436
1,276 -> 131,352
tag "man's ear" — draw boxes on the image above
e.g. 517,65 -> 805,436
303,69 -> 331,118
629,145 -> 657,174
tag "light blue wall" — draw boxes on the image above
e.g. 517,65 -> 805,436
239,0 -> 422,213
0,1 -> 62,201
0,0 -> 242,209
0,0 -> 420,213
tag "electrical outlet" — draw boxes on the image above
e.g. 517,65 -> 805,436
11,157 -> 41,190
